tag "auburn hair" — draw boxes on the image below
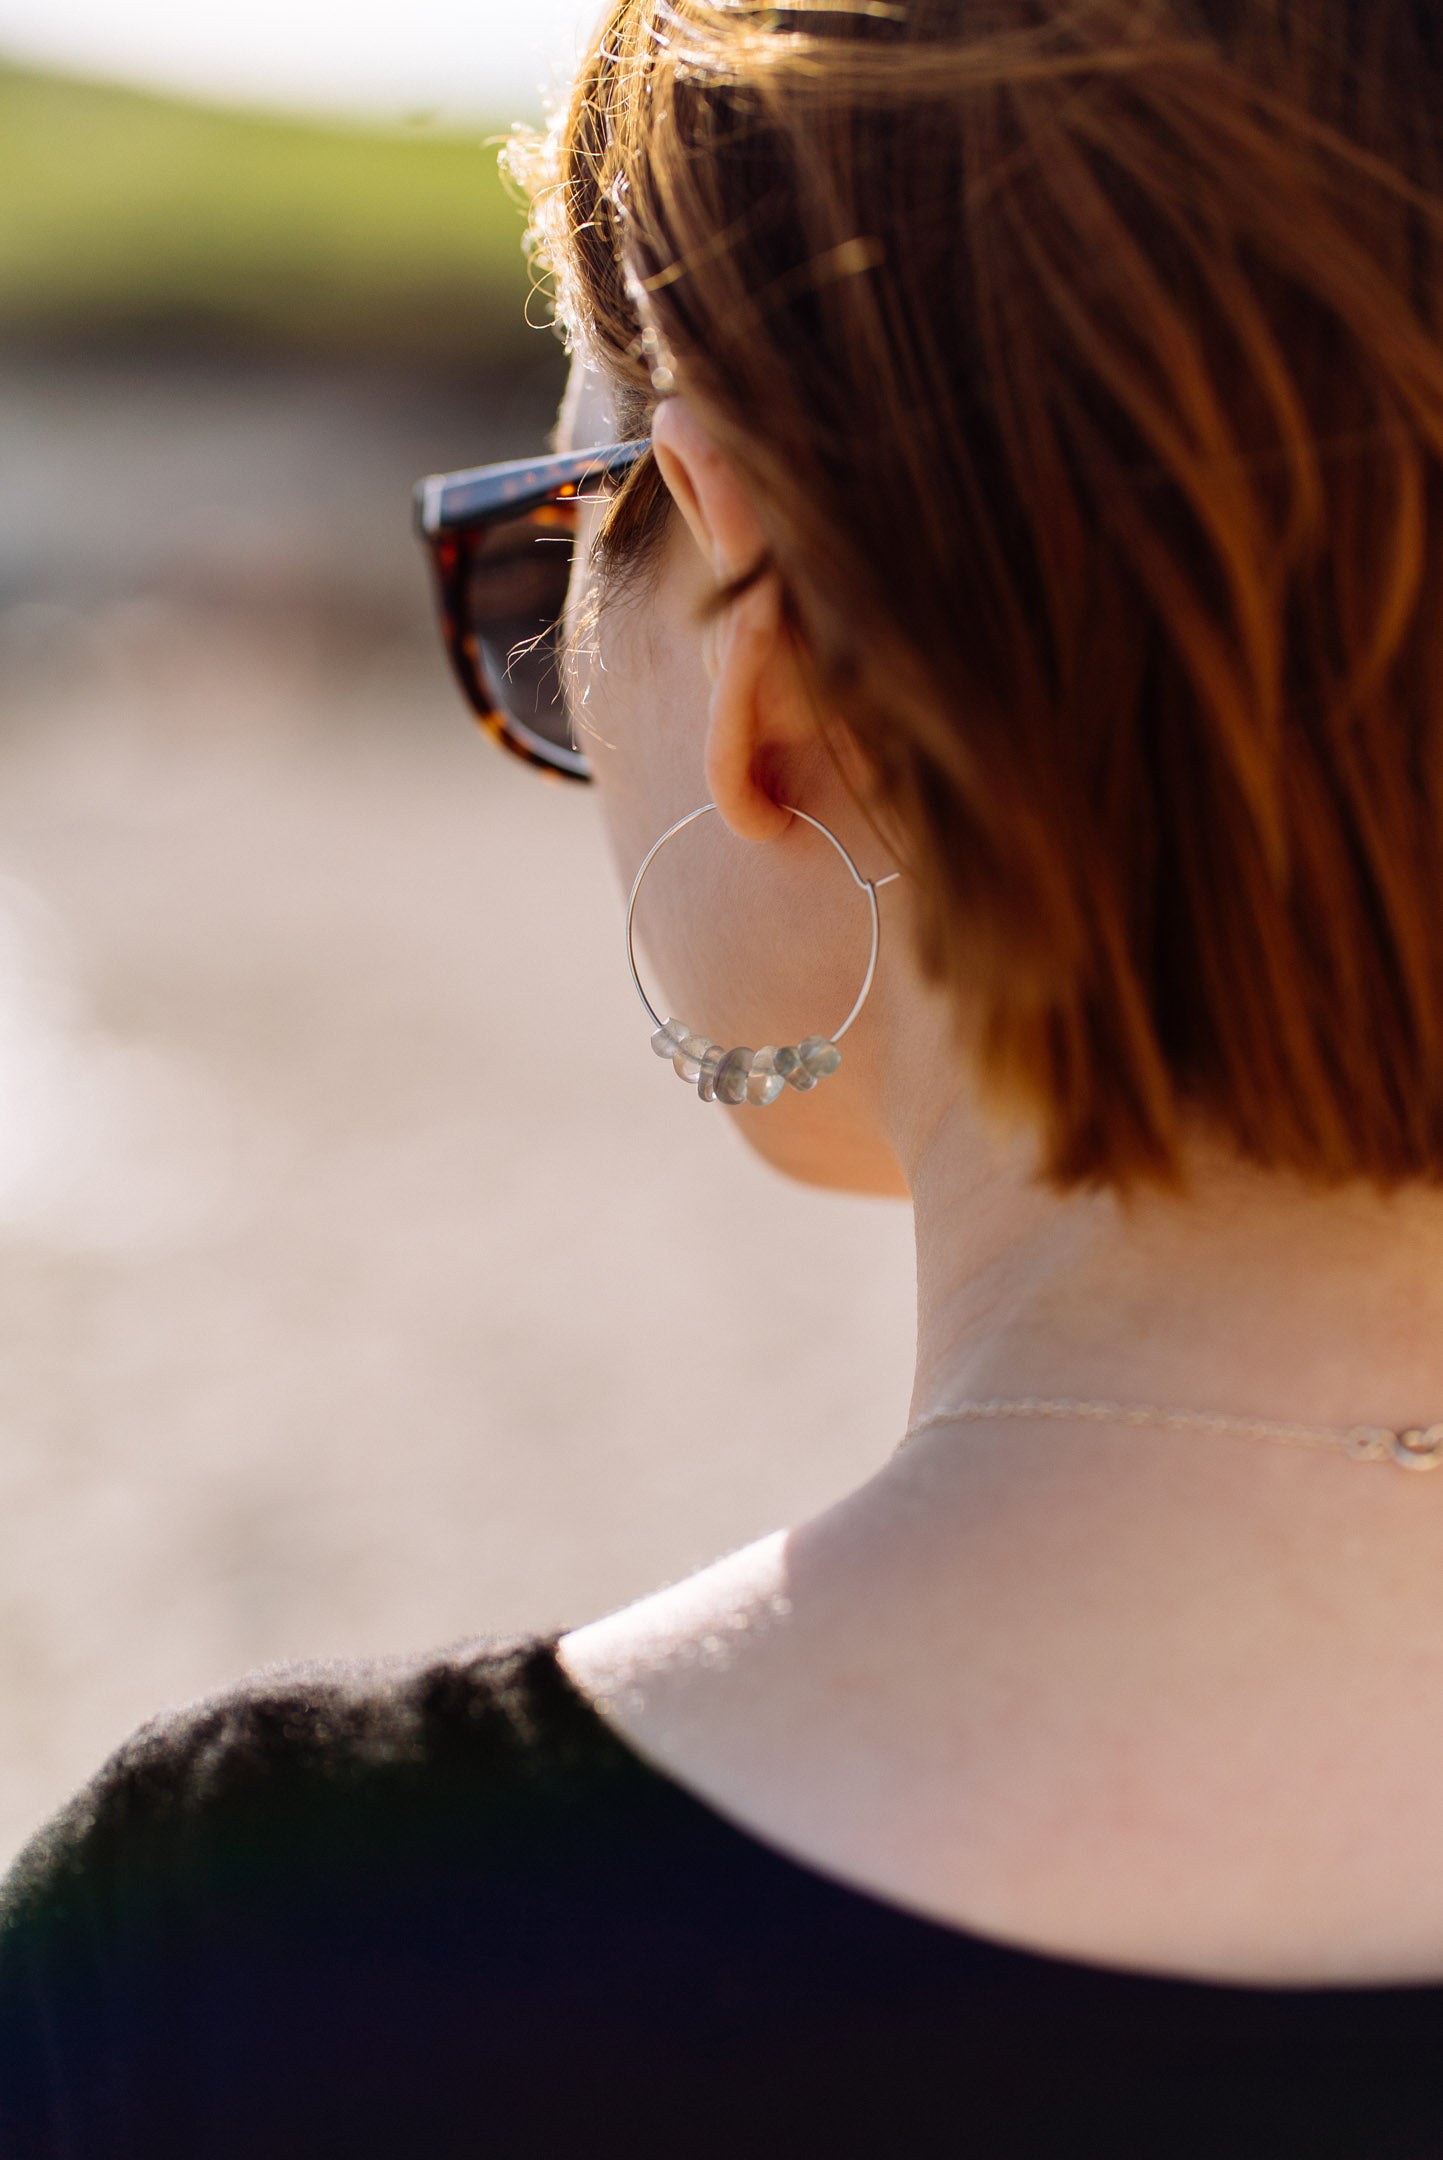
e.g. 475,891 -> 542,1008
507,0 -> 1443,1199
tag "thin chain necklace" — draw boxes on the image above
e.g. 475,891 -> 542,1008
899,1398 -> 1443,1472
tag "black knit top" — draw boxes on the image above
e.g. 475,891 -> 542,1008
2,1630 -> 1442,2159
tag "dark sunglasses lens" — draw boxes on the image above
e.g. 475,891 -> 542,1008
462,503 -> 578,755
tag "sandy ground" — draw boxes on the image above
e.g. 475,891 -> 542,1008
0,363 -> 916,1865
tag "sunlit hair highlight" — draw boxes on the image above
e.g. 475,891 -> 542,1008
507,0 -> 1443,1199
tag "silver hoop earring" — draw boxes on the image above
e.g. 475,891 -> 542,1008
624,801 -> 902,1107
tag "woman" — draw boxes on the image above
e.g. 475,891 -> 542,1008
8,0 -> 1443,2150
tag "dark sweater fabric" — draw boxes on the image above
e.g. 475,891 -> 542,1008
2,1631 -> 1442,2159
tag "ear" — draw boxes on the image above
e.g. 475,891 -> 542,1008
651,396 -> 812,843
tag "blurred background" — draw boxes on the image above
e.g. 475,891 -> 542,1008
0,0 -> 915,1864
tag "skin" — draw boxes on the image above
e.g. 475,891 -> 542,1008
553,349 -> 1443,1986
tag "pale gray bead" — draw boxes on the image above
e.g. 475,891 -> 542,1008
799,1035 -> 842,1078
672,1033 -> 711,1083
714,1047 -> 755,1106
746,1050 -> 786,1106
773,1045 -> 817,1092
652,1017 -> 690,1059
696,1043 -> 726,1102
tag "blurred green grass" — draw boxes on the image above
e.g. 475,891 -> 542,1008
0,63 -> 556,369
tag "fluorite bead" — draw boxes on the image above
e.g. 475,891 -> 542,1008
775,1044 -> 818,1092
746,1048 -> 786,1106
714,1047 -> 755,1106
672,1032 -> 711,1083
696,1043 -> 726,1102
799,1035 -> 842,1079
660,1027 -> 836,1103
652,1017 -> 690,1059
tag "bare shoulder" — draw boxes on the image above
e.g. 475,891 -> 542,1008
555,1527 -> 795,1715
555,1523 -> 897,1921
553,1510 -> 938,1891
553,1514 -> 947,1938
554,1478 -> 1443,1988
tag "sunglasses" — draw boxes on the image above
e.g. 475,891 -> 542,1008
413,438 -> 652,784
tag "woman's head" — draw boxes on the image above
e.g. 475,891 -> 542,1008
511,0 -> 1443,1202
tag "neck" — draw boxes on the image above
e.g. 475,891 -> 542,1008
900,1108 -> 1443,1473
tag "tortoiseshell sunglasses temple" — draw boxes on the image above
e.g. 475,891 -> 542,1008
412,439 -> 651,784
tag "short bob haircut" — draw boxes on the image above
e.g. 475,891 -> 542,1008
509,0 -> 1443,1200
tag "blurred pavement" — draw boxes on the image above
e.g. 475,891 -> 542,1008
0,360 -> 916,1863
